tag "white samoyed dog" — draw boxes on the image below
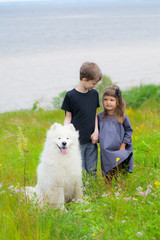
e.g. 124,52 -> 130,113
25,123 -> 83,208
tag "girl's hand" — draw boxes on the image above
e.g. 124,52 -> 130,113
91,131 -> 99,144
119,143 -> 126,150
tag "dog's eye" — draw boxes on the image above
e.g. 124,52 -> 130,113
58,137 -> 61,139
67,138 -> 69,139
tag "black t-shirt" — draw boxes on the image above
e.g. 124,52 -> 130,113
61,88 -> 100,144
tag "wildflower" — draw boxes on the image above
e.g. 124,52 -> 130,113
92,234 -> 95,237
154,181 -> 160,189
75,198 -> 83,203
8,186 -> 14,189
85,181 -> 89,185
124,197 -> 132,201
0,184 -> 2,188
116,157 -> 120,162
140,192 -> 146,196
122,220 -> 126,223
0,163 -> 3,167
154,129 -> 156,132
133,198 -> 137,201
140,124 -> 144,129
98,148 -> 100,153
85,201 -> 89,206
146,189 -> 151,195
125,108 -> 134,117
137,185 -> 152,196
102,193 -> 109,198
136,232 -> 142,237
85,209 -> 91,212
12,189 -> 20,194
115,192 -> 120,197
136,187 -> 143,192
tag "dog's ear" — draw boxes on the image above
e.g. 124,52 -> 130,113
50,123 -> 61,131
67,123 -> 76,131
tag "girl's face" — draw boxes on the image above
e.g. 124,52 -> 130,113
103,95 -> 117,113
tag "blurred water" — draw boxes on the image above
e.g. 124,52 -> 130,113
0,1 -> 160,112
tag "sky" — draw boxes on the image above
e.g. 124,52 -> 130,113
0,0 -> 48,3
0,0 -> 158,3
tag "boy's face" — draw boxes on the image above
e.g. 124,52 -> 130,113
82,78 -> 99,91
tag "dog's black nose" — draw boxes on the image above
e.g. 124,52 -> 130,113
62,142 -> 67,146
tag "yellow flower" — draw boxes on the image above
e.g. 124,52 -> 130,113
116,158 -> 120,162
98,148 -> 100,153
92,234 -> 95,237
125,108 -> 134,117
154,130 -> 156,133
0,163 -> 3,167
133,198 -> 137,201
154,181 -> 160,189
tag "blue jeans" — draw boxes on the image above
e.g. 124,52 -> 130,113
80,143 -> 98,175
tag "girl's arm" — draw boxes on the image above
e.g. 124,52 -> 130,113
122,114 -> 133,146
119,142 -> 126,150
91,115 -> 99,144
64,111 -> 72,125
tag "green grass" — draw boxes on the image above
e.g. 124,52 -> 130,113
123,84 -> 160,109
0,86 -> 160,240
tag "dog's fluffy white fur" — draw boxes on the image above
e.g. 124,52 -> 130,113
25,123 -> 83,208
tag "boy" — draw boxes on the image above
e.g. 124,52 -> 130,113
61,62 -> 102,175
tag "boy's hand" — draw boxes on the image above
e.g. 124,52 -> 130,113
91,131 -> 99,144
119,143 -> 126,150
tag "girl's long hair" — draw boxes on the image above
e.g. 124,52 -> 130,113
102,85 -> 126,124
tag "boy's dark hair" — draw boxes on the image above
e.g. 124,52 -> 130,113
102,85 -> 126,124
80,62 -> 102,81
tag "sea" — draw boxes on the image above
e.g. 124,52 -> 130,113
0,1 -> 160,112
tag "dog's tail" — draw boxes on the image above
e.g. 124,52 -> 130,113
25,186 -> 37,200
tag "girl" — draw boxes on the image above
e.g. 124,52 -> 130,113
97,85 -> 133,183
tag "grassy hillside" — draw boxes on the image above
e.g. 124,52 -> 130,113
0,85 -> 160,240
123,84 -> 160,109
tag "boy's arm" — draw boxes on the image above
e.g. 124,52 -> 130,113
64,111 -> 72,125
91,115 -> 99,144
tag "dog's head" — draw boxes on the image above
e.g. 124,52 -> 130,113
47,123 -> 79,155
